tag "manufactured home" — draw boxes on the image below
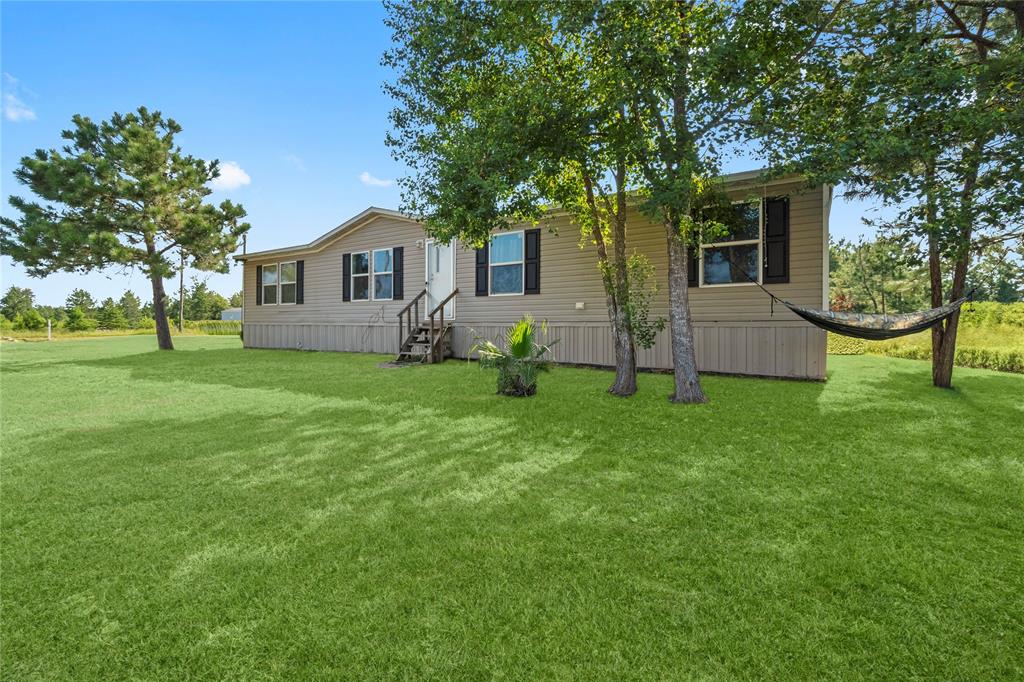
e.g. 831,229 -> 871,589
236,170 -> 832,380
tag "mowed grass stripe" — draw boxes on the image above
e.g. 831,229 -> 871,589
1,336 -> 1022,679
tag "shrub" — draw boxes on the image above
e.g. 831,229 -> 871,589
959,302 -> 1024,329
827,334 -> 867,355
184,320 -> 241,335
16,309 -> 47,331
867,342 -> 1023,374
65,307 -> 98,331
472,316 -> 557,397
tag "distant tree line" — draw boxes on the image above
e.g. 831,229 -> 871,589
831,238 -> 1024,314
0,282 -> 243,333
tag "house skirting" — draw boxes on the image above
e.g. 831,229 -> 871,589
242,321 -> 826,380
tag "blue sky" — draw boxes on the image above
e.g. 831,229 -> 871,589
1,1 -> 880,306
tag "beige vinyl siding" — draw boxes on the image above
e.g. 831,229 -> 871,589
241,180 -> 827,379
454,180 -> 823,324
244,215 -> 426,326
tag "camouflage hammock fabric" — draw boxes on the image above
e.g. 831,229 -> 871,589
781,297 -> 969,341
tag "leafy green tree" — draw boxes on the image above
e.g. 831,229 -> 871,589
966,243 -> 1024,303
228,290 -> 243,308
1,286 -> 34,320
118,290 -> 144,327
95,297 -> 129,330
65,306 -> 97,332
183,278 -> 230,320
760,1 -> 1024,387
606,1 -> 846,402
385,0 -> 839,402
0,107 -> 250,350
15,308 -> 46,331
64,288 -> 95,315
34,305 -> 66,324
385,0 -> 663,396
830,236 -> 930,313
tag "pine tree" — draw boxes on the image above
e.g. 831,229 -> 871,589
95,298 -> 129,330
64,288 -> 96,316
118,290 -> 143,327
1,107 -> 250,350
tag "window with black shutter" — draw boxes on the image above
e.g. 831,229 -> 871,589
475,242 -> 489,296
342,253 -> 351,301
524,229 -> 540,294
392,247 -> 404,300
763,197 -> 789,284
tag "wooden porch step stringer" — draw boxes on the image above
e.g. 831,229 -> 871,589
395,288 -> 459,364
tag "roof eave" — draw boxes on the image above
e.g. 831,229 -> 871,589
234,206 -> 417,261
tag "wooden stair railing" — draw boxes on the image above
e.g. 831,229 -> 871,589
425,288 -> 459,363
395,288 -> 459,363
396,289 -> 427,355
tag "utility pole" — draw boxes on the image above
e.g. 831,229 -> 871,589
179,247 -> 185,332
240,234 -> 246,341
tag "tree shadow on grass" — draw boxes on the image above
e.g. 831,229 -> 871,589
73,347 -> 451,401
2,398 -> 595,679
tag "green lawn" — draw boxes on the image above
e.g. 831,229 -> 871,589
2,336 -> 1022,679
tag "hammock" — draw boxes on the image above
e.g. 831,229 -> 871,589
713,249 -> 972,340
779,297 -> 969,341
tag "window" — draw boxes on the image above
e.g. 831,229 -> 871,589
351,251 -> 370,301
262,264 -> 278,304
279,261 -> 297,304
373,249 -> 393,300
701,202 -> 761,286
489,231 -> 524,295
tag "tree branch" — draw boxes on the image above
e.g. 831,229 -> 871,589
936,0 -> 1002,49
694,0 -> 847,137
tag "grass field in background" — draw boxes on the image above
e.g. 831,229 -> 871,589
2,337 -> 1022,679
828,324 -> 1024,373
1,319 -> 241,341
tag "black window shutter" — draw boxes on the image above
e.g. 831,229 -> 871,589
763,197 -> 789,284
524,229 -> 541,294
392,247 -> 404,300
475,242 -> 489,296
296,260 -> 304,304
255,265 -> 263,305
687,243 -> 699,287
342,253 -> 351,301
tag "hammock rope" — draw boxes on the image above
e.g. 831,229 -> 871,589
708,247 -> 972,341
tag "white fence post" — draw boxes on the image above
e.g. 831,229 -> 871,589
48,318 -> 52,341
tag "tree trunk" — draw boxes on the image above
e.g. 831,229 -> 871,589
583,171 -> 639,397
608,168 -> 638,397
932,250 -> 970,388
150,272 -> 174,351
665,220 -> 706,403
608,295 -> 638,396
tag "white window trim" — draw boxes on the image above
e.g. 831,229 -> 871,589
371,248 -> 394,302
261,263 -> 279,306
278,260 -> 297,306
699,201 -> 762,288
488,230 -> 525,296
350,250 -> 370,301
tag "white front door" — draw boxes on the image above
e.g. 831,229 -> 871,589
425,239 -> 456,319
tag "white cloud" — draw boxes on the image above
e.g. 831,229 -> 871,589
2,74 -> 36,122
284,154 -> 307,173
359,171 -> 393,188
210,161 -> 251,191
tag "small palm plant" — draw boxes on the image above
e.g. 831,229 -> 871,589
471,316 -> 557,396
